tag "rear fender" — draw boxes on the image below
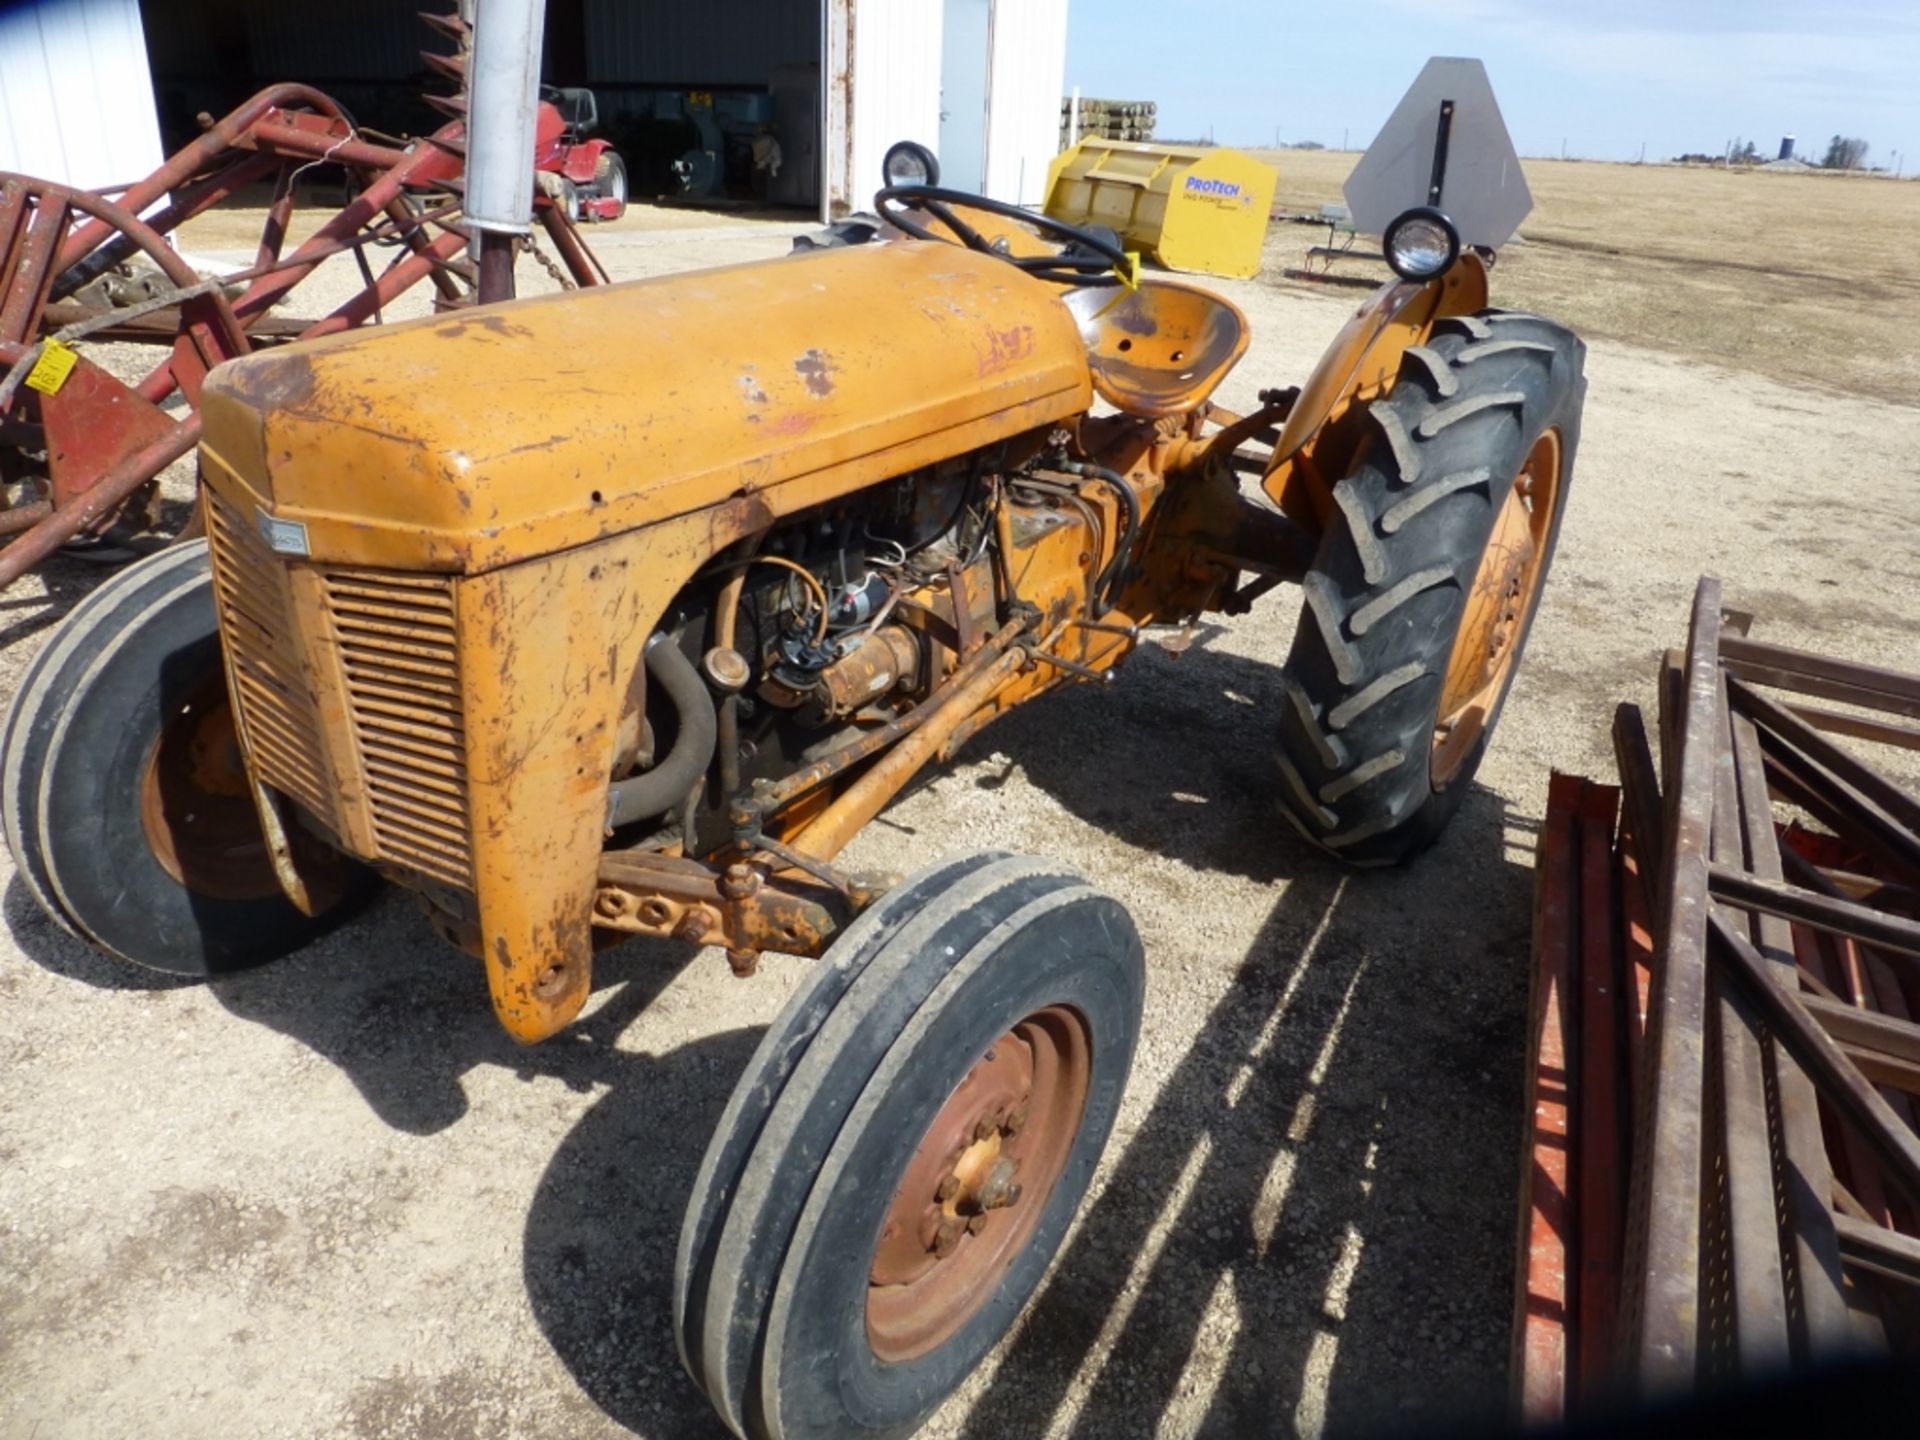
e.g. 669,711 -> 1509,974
1261,252 -> 1489,532
558,138 -> 610,186
530,101 -> 568,172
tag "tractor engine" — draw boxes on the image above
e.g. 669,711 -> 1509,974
734,461 -> 987,729
615,450 -> 1122,858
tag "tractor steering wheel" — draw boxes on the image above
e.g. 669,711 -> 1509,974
875,185 -> 1129,287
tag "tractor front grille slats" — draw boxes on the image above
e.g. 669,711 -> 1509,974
323,571 -> 474,890
204,488 -> 475,893
205,490 -> 333,819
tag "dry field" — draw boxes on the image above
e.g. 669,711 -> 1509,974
2,167 -> 1919,1440
1254,150 -> 1920,405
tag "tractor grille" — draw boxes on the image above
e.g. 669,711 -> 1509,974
204,488 -> 474,891
322,571 -> 474,889
205,490 -> 332,819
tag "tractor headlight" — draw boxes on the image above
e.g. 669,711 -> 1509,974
882,140 -> 940,189
1382,207 -> 1461,280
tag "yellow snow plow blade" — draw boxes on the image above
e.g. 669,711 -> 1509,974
1043,139 -> 1277,279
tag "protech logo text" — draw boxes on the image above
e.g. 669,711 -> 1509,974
1183,177 -> 1242,198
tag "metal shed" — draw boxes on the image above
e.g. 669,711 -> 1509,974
1,0 -> 1069,222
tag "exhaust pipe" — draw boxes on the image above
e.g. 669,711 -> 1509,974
466,0 -> 546,302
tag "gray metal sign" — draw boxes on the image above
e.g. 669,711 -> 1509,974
1344,57 -> 1533,249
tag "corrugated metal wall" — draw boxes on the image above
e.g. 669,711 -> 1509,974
138,0 -> 460,148
0,0 -> 164,188
245,1 -> 434,81
581,0 -> 821,86
984,0 -> 1068,206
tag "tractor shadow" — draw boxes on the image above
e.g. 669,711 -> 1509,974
6,872 -> 756,1439
0,551 -> 119,652
952,849 -> 1537,1440
956,623 -> 1318,885
940,635 -> 1539,1437
519,1002 -> 759,1440
3,873 -> 748,1142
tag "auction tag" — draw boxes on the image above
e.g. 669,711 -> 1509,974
24,340 -> 77,395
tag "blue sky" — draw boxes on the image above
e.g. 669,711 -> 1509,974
1064,0 -> 1919,170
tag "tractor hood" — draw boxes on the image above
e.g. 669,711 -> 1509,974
198,241 -> 1094,574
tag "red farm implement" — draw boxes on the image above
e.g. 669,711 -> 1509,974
0,14 -> 606,592
1517,582 -> 1920,1420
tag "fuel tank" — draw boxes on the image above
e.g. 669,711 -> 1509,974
199,241 -> 1094,574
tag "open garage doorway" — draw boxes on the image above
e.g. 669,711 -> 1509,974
98,1 -> 1064,227
134,0 -> 828,219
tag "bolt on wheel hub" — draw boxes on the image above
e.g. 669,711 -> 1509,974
866,1005 -> 1091,1363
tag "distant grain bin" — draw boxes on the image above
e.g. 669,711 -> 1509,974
1778,135 -> 1796,161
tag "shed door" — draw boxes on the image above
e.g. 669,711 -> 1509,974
938,0 -> 991,194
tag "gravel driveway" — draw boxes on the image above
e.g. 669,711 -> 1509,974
3,220 -> 1916,1440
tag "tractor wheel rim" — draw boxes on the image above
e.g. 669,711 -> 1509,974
139,666 -> 283,901
866,1004 -> 1092,1363
1431,427 -> 1562,788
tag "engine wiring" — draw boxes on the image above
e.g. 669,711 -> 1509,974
696,456 -> 1126,720
704,553 -> 832,646
662,453 -> 1150,860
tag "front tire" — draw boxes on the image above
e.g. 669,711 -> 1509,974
675,852 -> 1145,1440
1,543 -> 371,972
1275,310 -> 1586,864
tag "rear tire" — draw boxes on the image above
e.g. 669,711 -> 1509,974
593,152 -> 628,220
2,543 -> 372,972
675,852 -> 1145,1440
1274,310 -> 1586,865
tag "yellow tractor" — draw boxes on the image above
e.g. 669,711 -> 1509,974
4,63 -> 1581,1440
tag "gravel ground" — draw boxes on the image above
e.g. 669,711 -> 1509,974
2,217 -> 1918,1440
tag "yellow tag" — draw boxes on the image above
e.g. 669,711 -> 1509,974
1091,256 -> 1145,319
24,340 -> 78,396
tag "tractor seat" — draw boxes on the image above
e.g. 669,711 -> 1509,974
1064,280 -> 1250,419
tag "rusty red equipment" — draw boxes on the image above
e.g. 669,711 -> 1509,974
534,86 -> 628,223
0,26 -> 607,592
1516,580 -> 1920,1420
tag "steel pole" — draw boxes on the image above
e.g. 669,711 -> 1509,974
466,0 -> 546,303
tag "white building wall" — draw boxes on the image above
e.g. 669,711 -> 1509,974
0,0 -> 164,190
829,0 -> 1069,215
983,0 -> 1069,207
833,0 -> 943,215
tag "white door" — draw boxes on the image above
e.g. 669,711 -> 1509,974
938,0 -> 992,194
982,0 -> 1069,205
0,0 -> 164,189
